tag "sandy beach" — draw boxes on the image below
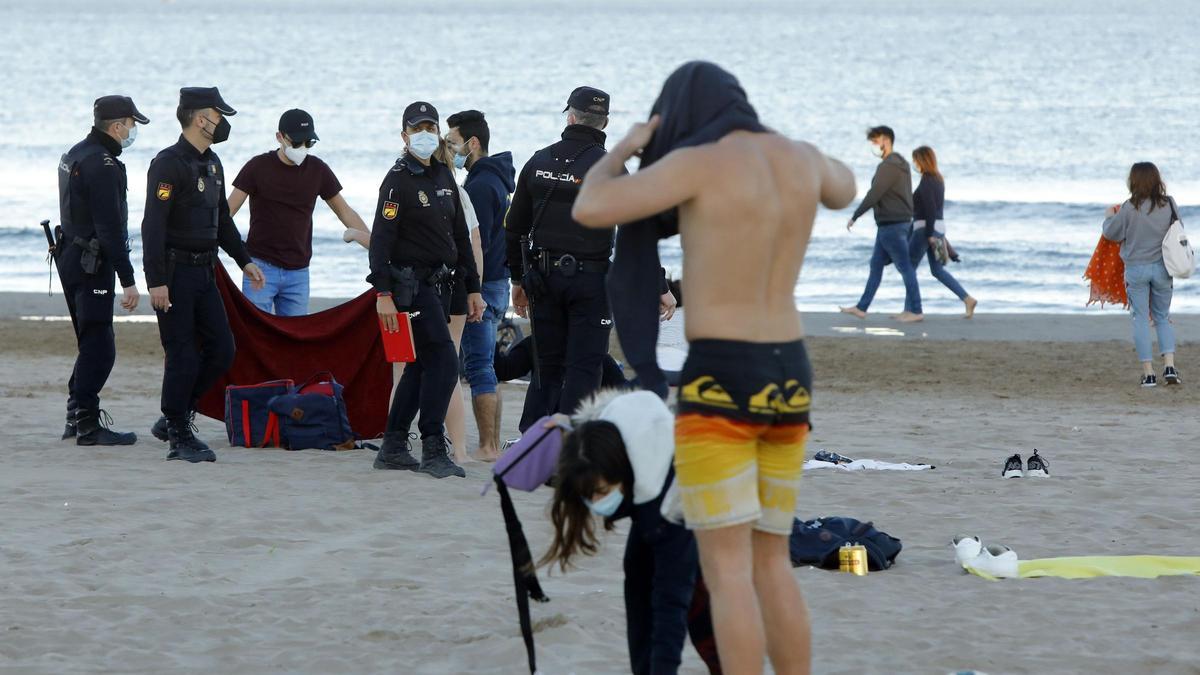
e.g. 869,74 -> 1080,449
2,297 -> 1199,674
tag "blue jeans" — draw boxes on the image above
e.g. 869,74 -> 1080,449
909,230 -> 968,301
1125,261 -> 1175,362
242,257 -> 310,316
461,278 -> 510,396
856,221 -> 922,314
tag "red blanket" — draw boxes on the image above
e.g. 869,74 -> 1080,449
1083,236 -> 1128,308
196,265 -> 390,438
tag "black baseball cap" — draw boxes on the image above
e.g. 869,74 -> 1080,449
563,86 -> 609,115
93,95 -> 149,124
403,101 -> 439,128
279,109 -> 318,142
179,87 -> 237,115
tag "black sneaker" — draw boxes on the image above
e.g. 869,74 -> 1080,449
1025,449 -> 1049,478
1140,374 -> 1158,388
1002,453 -> 1024,479
1163,367 -> 1182,385
76,409 -> 137,446
166,416 -> 215,463
151,415 -> 170,442
417,435 -> 466,479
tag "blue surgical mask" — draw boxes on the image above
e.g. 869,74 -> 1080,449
121,123 -> 137,149
585,488 -> 624,518
407,131 -> 439,160
453,151 -> 468,170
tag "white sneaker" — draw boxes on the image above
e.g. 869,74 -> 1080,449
952,535 -> 983,568
966,544 -> 1019,578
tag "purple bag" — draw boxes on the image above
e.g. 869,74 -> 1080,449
483,415 -> 565,674
483,416 -> 563,495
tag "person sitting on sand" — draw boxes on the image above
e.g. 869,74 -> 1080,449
540,389 -> 719,675
1101,162 -> 1183,387
840,125 -> 923,323
909,146 -> 977,318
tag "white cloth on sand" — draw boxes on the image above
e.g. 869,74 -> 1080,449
804,459 -> 934,471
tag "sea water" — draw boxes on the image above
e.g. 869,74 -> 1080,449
2,0 -> 1197,313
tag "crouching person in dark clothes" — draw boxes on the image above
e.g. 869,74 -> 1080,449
142,87 -> 265,463
56,95 -> 149,445
370,101 -> 485,478
540,390 -> 720,675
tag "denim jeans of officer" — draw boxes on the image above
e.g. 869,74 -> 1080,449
531,268 -> 612,418
156,264 -> 236,420
242,257 -> 310,316
855,221 -> 922,314
386,281 -> 458,439
1125,261 -> 1175,362
59,250 -> 117,412
461,278 -> 510,397
908,229 -> 968,301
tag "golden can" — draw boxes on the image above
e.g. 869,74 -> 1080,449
838,543 -> 868,576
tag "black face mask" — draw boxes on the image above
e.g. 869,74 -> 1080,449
203,115 -> 231,144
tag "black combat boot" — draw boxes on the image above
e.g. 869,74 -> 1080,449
151,415 -> 169,442
62,405 -> 78,440
417,435 -> 465,479
75,408 -> 137,446
166,414 -> 215,463
373,431 -> 419,470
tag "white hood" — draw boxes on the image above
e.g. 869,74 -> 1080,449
572,389 -> 675,505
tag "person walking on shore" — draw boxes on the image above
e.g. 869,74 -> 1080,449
840,125 -> 922,323
226,109 -> 371,316
909,146 -> 977,318
1102,162 -> 1183,387
55,95 -> 149,445
573,60 -> 856,675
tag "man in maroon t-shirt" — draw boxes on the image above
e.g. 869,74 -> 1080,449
228,109 -> 370,315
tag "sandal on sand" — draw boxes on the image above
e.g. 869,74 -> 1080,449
965,545 -> 1019,579
953,535 -> 983,567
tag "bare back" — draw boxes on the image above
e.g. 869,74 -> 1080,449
678,131 -> 829,343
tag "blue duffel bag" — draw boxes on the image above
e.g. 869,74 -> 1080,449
788,516 -> 902,571
266,372 -> 356,451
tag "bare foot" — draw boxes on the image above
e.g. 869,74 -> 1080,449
453,452 -> 472,465
963,296 -> 977,319
477,447 -> 501,463
895,312 -> 924,323
839,306 -> 867,319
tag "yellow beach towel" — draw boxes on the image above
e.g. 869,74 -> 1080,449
968,556 -> 1200,581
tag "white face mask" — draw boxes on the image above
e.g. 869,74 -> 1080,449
120,123 -> 137,149
283,144 -> 308,165
869,142 -> 884,158
407,131 -> 439,160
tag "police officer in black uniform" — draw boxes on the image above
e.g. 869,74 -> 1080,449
142,87 -> 265,463
371,101 -> 484,478
505,86 -> 615,427
56,95 -> 149,446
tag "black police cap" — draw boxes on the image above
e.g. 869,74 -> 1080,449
279,108 -> 318,142
403,101 -> 439,128
179,87 -> 237,115
93,95 -> 149,124
563,86 -> 609,115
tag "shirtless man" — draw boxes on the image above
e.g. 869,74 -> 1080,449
573,62 -> 855,675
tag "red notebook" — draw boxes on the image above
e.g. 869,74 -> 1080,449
378,313 -> 417,363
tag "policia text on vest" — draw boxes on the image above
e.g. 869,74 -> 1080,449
55,95 -> 149,446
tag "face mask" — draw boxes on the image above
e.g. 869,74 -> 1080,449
869,143 -> 884,158
453,149 -> 468,170
203,116 -> 231,144
407,131 -> 439,160
283,144 -> 308,165
120,123 -> 137,149
585,488 -> 624,518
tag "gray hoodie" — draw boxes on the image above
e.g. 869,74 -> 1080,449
852,153 -> 914,225
1102,197 -> 1178,264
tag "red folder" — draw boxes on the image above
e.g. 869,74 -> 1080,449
378,313 -> 417,363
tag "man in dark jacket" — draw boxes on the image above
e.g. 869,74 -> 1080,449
841,125 -> 923,322
447,110 -> 515,460
56,95 -> 149,445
